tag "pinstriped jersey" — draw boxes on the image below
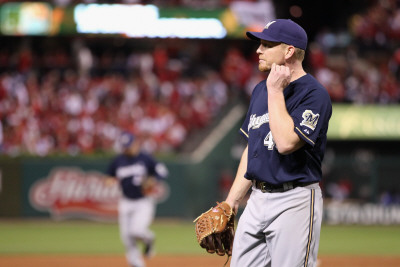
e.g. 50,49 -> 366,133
240,74 -> 332,185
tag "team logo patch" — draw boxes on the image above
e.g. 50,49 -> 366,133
265,21 -> 276,29
300,110 -> 319,131
265,20 -> 276,29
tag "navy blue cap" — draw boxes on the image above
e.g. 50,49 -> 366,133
120,132 -> 135,149
246,19 -> 308,50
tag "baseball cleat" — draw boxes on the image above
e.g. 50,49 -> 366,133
143,240 -> 155,258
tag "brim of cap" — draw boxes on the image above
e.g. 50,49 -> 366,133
246,31 -> 281,43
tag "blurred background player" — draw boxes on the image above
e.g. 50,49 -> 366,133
106,131 -> 168,267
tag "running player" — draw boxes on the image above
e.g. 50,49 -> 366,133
224,19 -> 332,267
106,132 -> 168,267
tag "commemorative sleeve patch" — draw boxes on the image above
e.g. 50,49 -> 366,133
300,109 -> 319,131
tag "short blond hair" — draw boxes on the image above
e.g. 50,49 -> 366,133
294,47 -> 305,61
282,43 -> 305,62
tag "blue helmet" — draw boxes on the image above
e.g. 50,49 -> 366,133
119,132 -> 135,149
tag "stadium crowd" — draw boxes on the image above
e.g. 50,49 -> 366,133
0,38 -> 239,155
309,0 -> 400,103
0,0 -> 400,156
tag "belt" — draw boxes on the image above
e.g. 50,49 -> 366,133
253,180 -> 316,193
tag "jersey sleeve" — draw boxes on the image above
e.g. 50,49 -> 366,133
240,110 -> 250,140
154,162 -> 168,179
291,89 -> 332,146
239,82 -> 261,140
106,158 -> 117,177
146,154 -> 168,180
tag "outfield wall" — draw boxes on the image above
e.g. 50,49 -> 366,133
1,125 -> 400,224
2,151 -> 400,224
0,112 -> 243,220
0,154 -> 240,219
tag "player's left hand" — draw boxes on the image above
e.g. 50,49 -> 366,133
194,201 -> 235,256
140,177 -> 170,203
142,177 -> 157,195
266,63 -> 292,92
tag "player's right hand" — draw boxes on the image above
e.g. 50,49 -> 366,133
266,63 -> 292,93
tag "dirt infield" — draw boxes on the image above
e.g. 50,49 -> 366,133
1,254 -> 400,267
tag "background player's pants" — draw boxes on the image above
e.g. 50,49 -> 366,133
119,197 -> 156,267
231,183 -> 323,267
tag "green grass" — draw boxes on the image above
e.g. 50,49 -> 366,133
0,220 -> 399,256
0,220 -> 123,254
319,225 -> 400,255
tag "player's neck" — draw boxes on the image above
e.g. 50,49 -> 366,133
290,68 -> 307,83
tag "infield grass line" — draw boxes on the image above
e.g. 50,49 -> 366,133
0,220 -> 399,256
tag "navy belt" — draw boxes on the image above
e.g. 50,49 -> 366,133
253,180 -> 315,193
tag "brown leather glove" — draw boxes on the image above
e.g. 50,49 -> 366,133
194,201 -> 235,256
141,177 -> 158,196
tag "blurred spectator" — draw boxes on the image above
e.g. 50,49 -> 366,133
326,177 -> 354,202
73,39 -> 93,77
380,188 -> 400,205
0,119 -> 3,151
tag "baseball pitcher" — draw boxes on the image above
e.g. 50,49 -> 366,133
194,19 -> 332,267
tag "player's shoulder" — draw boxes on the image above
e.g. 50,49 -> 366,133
138,151 -> 157,163
255,78 -> 266,86
251,79 -> 267,96
254,79 -> 267,89
108,154 -> 127,169
299,74 -> 331,101
113,154 -> 126,162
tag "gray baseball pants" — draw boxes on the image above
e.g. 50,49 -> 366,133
230,183 -> 322,267
119,197 -> 155,267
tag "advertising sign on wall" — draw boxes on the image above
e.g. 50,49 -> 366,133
29,167 -> 119,221
328,104 -> 400,140
28,167 -> 169,221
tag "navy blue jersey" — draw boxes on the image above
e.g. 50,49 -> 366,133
240,74 -> 332,185
107,152 -> 168,199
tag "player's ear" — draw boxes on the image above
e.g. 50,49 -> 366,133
284,45 -> 295,59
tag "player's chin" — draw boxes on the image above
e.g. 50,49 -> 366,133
258,64 -> 270,72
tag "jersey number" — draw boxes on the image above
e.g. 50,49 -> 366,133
264,131 -> 275,150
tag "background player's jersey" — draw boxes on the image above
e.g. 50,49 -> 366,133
240,74 -> 332,185
107,152 -> 168,199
